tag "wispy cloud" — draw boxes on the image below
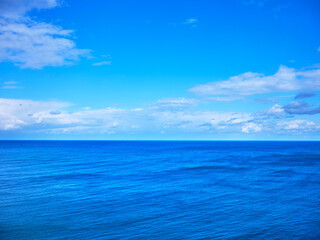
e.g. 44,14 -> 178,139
294,92 -> 316,100
242,0 -> 288,17
92,61 -> 112,66
253,97 -> 278,104
0,0 -> 90,69
152,97 -> 197,110
242,0 -> 266,7
184,18 -> 197,24
2,85 -> 19,89
189,65 -> 320,101
93,54 -> 112,66
2,81 -> 20,89
183,18 -> 198,27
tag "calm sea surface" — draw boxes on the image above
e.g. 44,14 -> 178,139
0,141 -> 319,239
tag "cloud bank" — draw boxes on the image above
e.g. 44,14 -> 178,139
0,97 -> 252,135
1,97 -> 319,138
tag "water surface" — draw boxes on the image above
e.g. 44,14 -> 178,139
0,141 -> 319,239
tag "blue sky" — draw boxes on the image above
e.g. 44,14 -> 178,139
0,0 -> 320,140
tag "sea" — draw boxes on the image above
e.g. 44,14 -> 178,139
0,141 -> 319,240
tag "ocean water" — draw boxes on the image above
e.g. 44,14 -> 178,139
0,141 -> 320,240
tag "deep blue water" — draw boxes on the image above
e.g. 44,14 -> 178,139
0,141 -> 320,240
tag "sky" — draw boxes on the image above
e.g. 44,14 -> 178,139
0,0 -> 320,140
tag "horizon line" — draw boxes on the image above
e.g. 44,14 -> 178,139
0,139 -> 320,142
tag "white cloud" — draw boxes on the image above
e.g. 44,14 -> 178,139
0,0 -> 89,69
0,98 -> 70,130
241,122 -> 262,133
0,0 -> 59,18
189,65 -> 320,100
277,120 -> 317,132
263,104 -> 286,118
